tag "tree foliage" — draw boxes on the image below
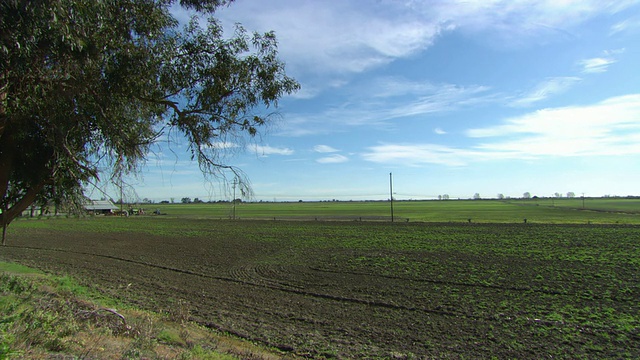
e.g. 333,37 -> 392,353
0,0 -> 299,243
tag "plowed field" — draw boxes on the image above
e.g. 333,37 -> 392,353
2,219 -> 639,358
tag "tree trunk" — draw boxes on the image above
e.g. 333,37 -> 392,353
1,223 -> 6,246
0,127 -> 11,246
1,181 -> 48,245
1,201 -> 6,246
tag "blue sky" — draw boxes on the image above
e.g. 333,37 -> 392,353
92,0 -> 640,202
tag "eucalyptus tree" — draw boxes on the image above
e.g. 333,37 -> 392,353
0,0 -> 299,243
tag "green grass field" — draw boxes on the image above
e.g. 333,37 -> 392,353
122,197 -> 640,224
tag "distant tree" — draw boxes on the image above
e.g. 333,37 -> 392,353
438,195 -> 442,200
497,193 -> 505,200
181,197 -> 192,204
554,192 -> 562,198
160,200 -> 170,204
473,193 -> 481,200
0,0 -> 298,244
567,192 -> 576,198
193,198 -> 203,203
523,192 -> 531,199
442,194 -> 450,200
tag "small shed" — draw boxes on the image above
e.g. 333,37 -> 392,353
85,200 -> 119,215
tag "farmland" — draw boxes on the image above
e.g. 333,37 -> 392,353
144,197 -> 640,224
1,199 -> 639,358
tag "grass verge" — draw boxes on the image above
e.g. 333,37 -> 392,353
0,262 -> 289,360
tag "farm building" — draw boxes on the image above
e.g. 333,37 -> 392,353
85,200 -> 119,215
20,205 -> 45,217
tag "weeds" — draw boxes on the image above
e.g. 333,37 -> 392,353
0,265 -> 283,359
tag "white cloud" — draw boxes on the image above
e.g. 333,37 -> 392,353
250,145 -> 294,156
362,143 -> 477,167
175,1 -> 640,78
363,94 -> 640,166
385,84 -> 493,119
277,80 -> 496,137
469,94 -> 640,157
275,116 -> 326,137
408,0 -> 640,46
468,94 -> 640,137
189,0 -> 640,99
206,141 -> 240,149
434,128 -> 447,135
313,145 -> 340,153
510,77 -> 582,107
610,18 -> 640,34
369,77 -> 437,98
604,48 -> 627,56
214,1 -> 442,77
360,78 -> 493,118
579,57 -> 617,73
316,154 -> 349,164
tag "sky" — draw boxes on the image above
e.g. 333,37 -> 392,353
92,0 -> 640,202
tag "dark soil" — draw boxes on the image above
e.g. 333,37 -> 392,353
1,221 -> 638,359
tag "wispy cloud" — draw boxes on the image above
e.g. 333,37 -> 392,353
434,128 -> 447,135
368,76 -> 438,98
365,77 -> 493,115
207,141 -> 240,149
510,77 -> 582,107
313,145 -> 340,153
249,145 -> 294,156
363,94 -> 640,166
214,1 -> 442,77
210,0 -> 640,92
314,145 -> 348,164
577,49 -> 624,74
470,94 -> 640,157
277,80 -> 494,137
362,143 -> 477,167
610,17 -> 640,34
427,0 -> 639,41
579,57 -> 617,73
385,83 -> 493,119
317,154 -> 349,164
468,94 -> 640,138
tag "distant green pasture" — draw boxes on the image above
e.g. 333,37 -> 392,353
513,197 -> 640,213
126,198 -> 640,224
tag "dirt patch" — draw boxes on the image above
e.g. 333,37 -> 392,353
2,221 -> 638,358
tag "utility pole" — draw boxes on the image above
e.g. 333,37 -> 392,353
389,172 -> 394,223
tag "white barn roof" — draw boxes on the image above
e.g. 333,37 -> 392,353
85,200 -> 118,211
